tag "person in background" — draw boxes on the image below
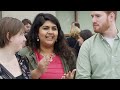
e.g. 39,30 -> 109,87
77,29 -> 93,46
18,13 -> 76,79
22,19 -> 32,46
67,22 -> 81,57
22,18 -> 32,36
75,11 -> 120,79
0,17 -> 31,79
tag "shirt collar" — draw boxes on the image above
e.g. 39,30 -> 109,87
98,30 -> 120,40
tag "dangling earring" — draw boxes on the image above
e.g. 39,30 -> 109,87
37,37 -> 39,41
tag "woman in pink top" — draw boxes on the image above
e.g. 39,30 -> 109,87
18,13 -> 76,79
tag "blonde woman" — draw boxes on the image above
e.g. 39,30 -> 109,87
67,22 -> 81,57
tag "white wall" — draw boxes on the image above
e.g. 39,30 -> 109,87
56,11 -> 75,34
78,11 -> 93,33
2,11 -> 56,23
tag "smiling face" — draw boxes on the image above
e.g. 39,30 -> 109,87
38,20 -> 58,47
91,11 -> 110,34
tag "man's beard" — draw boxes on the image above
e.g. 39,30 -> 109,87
94,20 -> 109,34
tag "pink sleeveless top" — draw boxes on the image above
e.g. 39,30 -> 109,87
34,49 -> 64,79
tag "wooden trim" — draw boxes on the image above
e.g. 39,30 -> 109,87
75,11 -> 78,22
64,34 -> 70,37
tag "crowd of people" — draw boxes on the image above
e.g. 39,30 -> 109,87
0,11 -> 119,79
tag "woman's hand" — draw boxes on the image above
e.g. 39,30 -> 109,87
31,54 -> 53,79
61,69 -> 76,79
37,54 -> 52,74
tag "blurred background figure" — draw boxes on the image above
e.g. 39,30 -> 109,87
22,19 -> 32,46
22,18 -> 32,36
66,22 -> 81,57
78,29 -> 93,46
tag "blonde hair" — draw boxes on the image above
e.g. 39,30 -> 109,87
70,25 -> 80,40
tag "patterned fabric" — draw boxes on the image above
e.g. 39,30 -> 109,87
0,53 -> 31,79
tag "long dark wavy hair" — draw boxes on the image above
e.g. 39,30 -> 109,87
27,13 -> 76,71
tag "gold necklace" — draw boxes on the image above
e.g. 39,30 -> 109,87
40,52 -> 56,58
40,52 -> 56,62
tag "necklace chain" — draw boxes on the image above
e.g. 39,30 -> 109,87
40,52 -> 56,58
